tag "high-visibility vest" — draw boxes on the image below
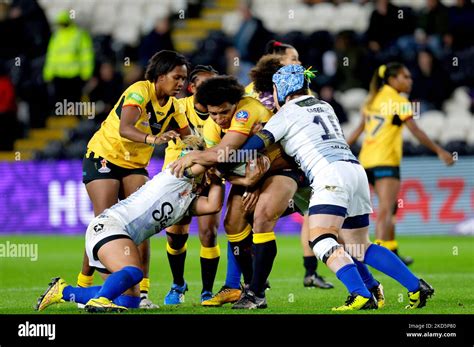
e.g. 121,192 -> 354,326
43,25 -> 94,82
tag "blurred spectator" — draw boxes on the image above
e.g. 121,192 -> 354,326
446,0 -> 474,51
85,60 -> 123,125
318,84 -> 348,124
233,0 -> 271,84
0,63 -> 19,150
0,0 -> 50,129
332,31 -> 370,91
410,49 -> 452,112
190,31 -> 231,75
366,0 -> 415,54
43,10 -> 94,109
138,17 -> 174,69
415,0 -> 449,59
9,0 -> 50,58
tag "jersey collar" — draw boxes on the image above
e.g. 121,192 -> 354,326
148,80 -> 173,110
286,94 -> 314,105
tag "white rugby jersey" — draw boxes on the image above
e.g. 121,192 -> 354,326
104,170 -> 196,244
263,95 -> 356,182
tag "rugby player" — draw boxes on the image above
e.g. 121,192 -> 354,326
247,53 -> 334,289
35,137 -> 270,313
79,50 -> 191,309
227,65 -> 435,310
161,65 -> 222,305
347,62 -> 454,265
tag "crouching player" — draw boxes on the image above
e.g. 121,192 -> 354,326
35,137 -> 230,313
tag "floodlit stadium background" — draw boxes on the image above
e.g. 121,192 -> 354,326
0,0 -> 473,236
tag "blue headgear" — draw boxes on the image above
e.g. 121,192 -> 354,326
272,64 -> 316,104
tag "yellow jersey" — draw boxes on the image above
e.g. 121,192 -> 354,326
359,85 -> 413,168
203,96 -> 283,164
203,97 -> 272,148
87,80 -> 188,169
162,95 -> 209,169
244,82 -> 259,98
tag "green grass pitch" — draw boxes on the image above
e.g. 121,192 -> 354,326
0,234 -> 473,314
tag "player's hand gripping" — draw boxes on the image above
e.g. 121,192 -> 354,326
170,152 -> 196,177
250,122 -> 263,135
155,130 -> 180,146
243,154 -> 271,187
242,187 -> 260,212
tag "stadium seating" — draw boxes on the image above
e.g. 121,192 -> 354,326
6,0 -> 472,160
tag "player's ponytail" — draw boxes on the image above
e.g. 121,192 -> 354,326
365,62 -> 405,109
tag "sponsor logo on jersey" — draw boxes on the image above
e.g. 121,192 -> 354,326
126,92 -> 144,104
93,223 -> 104,233
152,202 -> 174,230
98,159 -> 111,174
235,110 -> 249,123
179,189 -> 191,198
324,185 -> 338,192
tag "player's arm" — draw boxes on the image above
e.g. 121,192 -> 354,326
178,126 -> 191,138
190,174 -> 224,216
183,163 -> 207,178
235,111 -> 287,154
225,154 -> 270,187
170,131 -> 248,177
173,108 -> 192,138
405,118 -> 454,166
346,113 -> 366,146
119,106 -> 180,145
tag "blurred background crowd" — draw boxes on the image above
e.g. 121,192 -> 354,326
0,0 -> 473,160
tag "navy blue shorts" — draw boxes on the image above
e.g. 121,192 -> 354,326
365,166 -> 400,186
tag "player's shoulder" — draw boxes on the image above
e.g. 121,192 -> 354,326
282,96 -> 319,112
244,82 -> 258,98
123,80 -> 153,103
233,97 -> 270,121
171,96 -> 187,113
379,85 -> 407,102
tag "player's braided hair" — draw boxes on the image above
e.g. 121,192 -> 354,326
195,76 -> 245,107
365,62 -> 405,108
145,50 -> 189,82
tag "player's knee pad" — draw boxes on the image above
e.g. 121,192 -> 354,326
309,233 -> 341,264
166,232 -> 189,251
122,266 -> 143,284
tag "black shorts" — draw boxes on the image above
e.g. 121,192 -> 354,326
365,166 -> 400,186
263,168 -> 309,188
82,151 -> 149,184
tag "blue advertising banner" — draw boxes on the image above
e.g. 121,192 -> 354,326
0,157 -> 472,235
